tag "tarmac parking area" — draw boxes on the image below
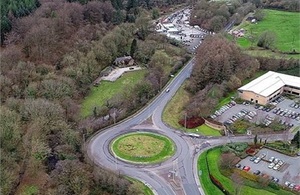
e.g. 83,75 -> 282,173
216,97 -> 300,128
238,148 -> 300,186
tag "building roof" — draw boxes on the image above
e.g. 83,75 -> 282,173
114,56 -> 133,63
238,71 -> 300,97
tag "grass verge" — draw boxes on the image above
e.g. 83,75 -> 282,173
126,177 -> 154,195
162,84 -> 221,136
80,70 -> 146,118
111,132 -> 175,164
198,151 -> 223,195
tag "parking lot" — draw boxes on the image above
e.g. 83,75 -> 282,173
156,8 -> 208,54
213,97 -> 300,129
237,148 -> 300,187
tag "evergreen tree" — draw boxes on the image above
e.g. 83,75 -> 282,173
126,0 -> 138,11
130,39 -> 137,57
291,131 -> 300,149
254,134 -> 258,145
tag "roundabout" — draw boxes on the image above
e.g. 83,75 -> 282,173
111,132 -> 176,164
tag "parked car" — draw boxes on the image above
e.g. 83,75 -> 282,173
254,157 -> 261,164
253,170 -> 261,175
273,164 -> 280,170
285,181 -> 291,187
274,158 -> 280,164
278,160 -> 284,166
268,163 -> 275,169
235,164 -> 241,168
273,178 -> 279,183
268,157 -> 275,162
289,183 -> 295,189
243,166 -> 250,172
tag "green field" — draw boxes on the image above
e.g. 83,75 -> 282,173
80,70 -> 146,118
236,9 -> 300,54
198,147 -> 295,195
111,132 -> 175,164
244,49 -> 300,59
162,84 -> 221,136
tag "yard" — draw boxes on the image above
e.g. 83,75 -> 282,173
81,70 -> 146,118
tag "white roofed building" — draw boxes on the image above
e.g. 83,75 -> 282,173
238,71 -> 300,105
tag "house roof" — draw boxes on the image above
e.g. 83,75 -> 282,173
238,71 -> 300,97
114,56 -> 132,63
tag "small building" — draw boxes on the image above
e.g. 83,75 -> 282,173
238,71 -> 300,105
113,56 -> 134,67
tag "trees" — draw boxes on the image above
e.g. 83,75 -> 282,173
50,160 -> 92,195
188,35 -> 258,94
257,31 -> 276,49
291,131 -> 300,149
254,134 -> 258,145
130,39 -> 138,57
254,9 -> 265,21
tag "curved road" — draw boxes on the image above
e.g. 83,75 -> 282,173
87,58 -> 200,195
87,56 -> 294,195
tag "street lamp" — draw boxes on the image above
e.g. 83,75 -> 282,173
184,112 -> 187,131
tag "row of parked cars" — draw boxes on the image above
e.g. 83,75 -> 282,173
273,107 -> 300,119
268,157 -> 284,171
290,102 -> 300,109
235,163 -> 280,183
285,181 -> 300,191
254,104 -> 273,112
224,109 -> 257,125
210,101 -> 236,119
279,119 -> 295,128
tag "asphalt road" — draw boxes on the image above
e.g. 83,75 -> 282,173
86,52 -> 295,195
87,58 -> 199,195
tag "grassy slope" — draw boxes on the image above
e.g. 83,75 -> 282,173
126,177 -> 154,195
162,84 -> 221,136
198,151 -> 224,195
237,10 -> 300,52
199,147 -> 295,195
81,70 -> 146,118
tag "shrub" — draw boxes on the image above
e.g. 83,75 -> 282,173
268,182 -> 280,190
178,116 -> 205,128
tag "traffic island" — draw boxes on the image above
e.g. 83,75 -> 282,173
111,132 -> 176,164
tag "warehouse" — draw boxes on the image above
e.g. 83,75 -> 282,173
238,71 -> 300,105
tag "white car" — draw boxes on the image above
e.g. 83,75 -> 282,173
273,164 -> 280,170
254,158 -> 261,164
268,163 -> 275,169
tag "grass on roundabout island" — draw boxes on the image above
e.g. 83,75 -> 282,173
111,132 -> 175,164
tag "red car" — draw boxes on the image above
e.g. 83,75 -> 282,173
243,166 -> 250,172
294,185 -> 300,191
